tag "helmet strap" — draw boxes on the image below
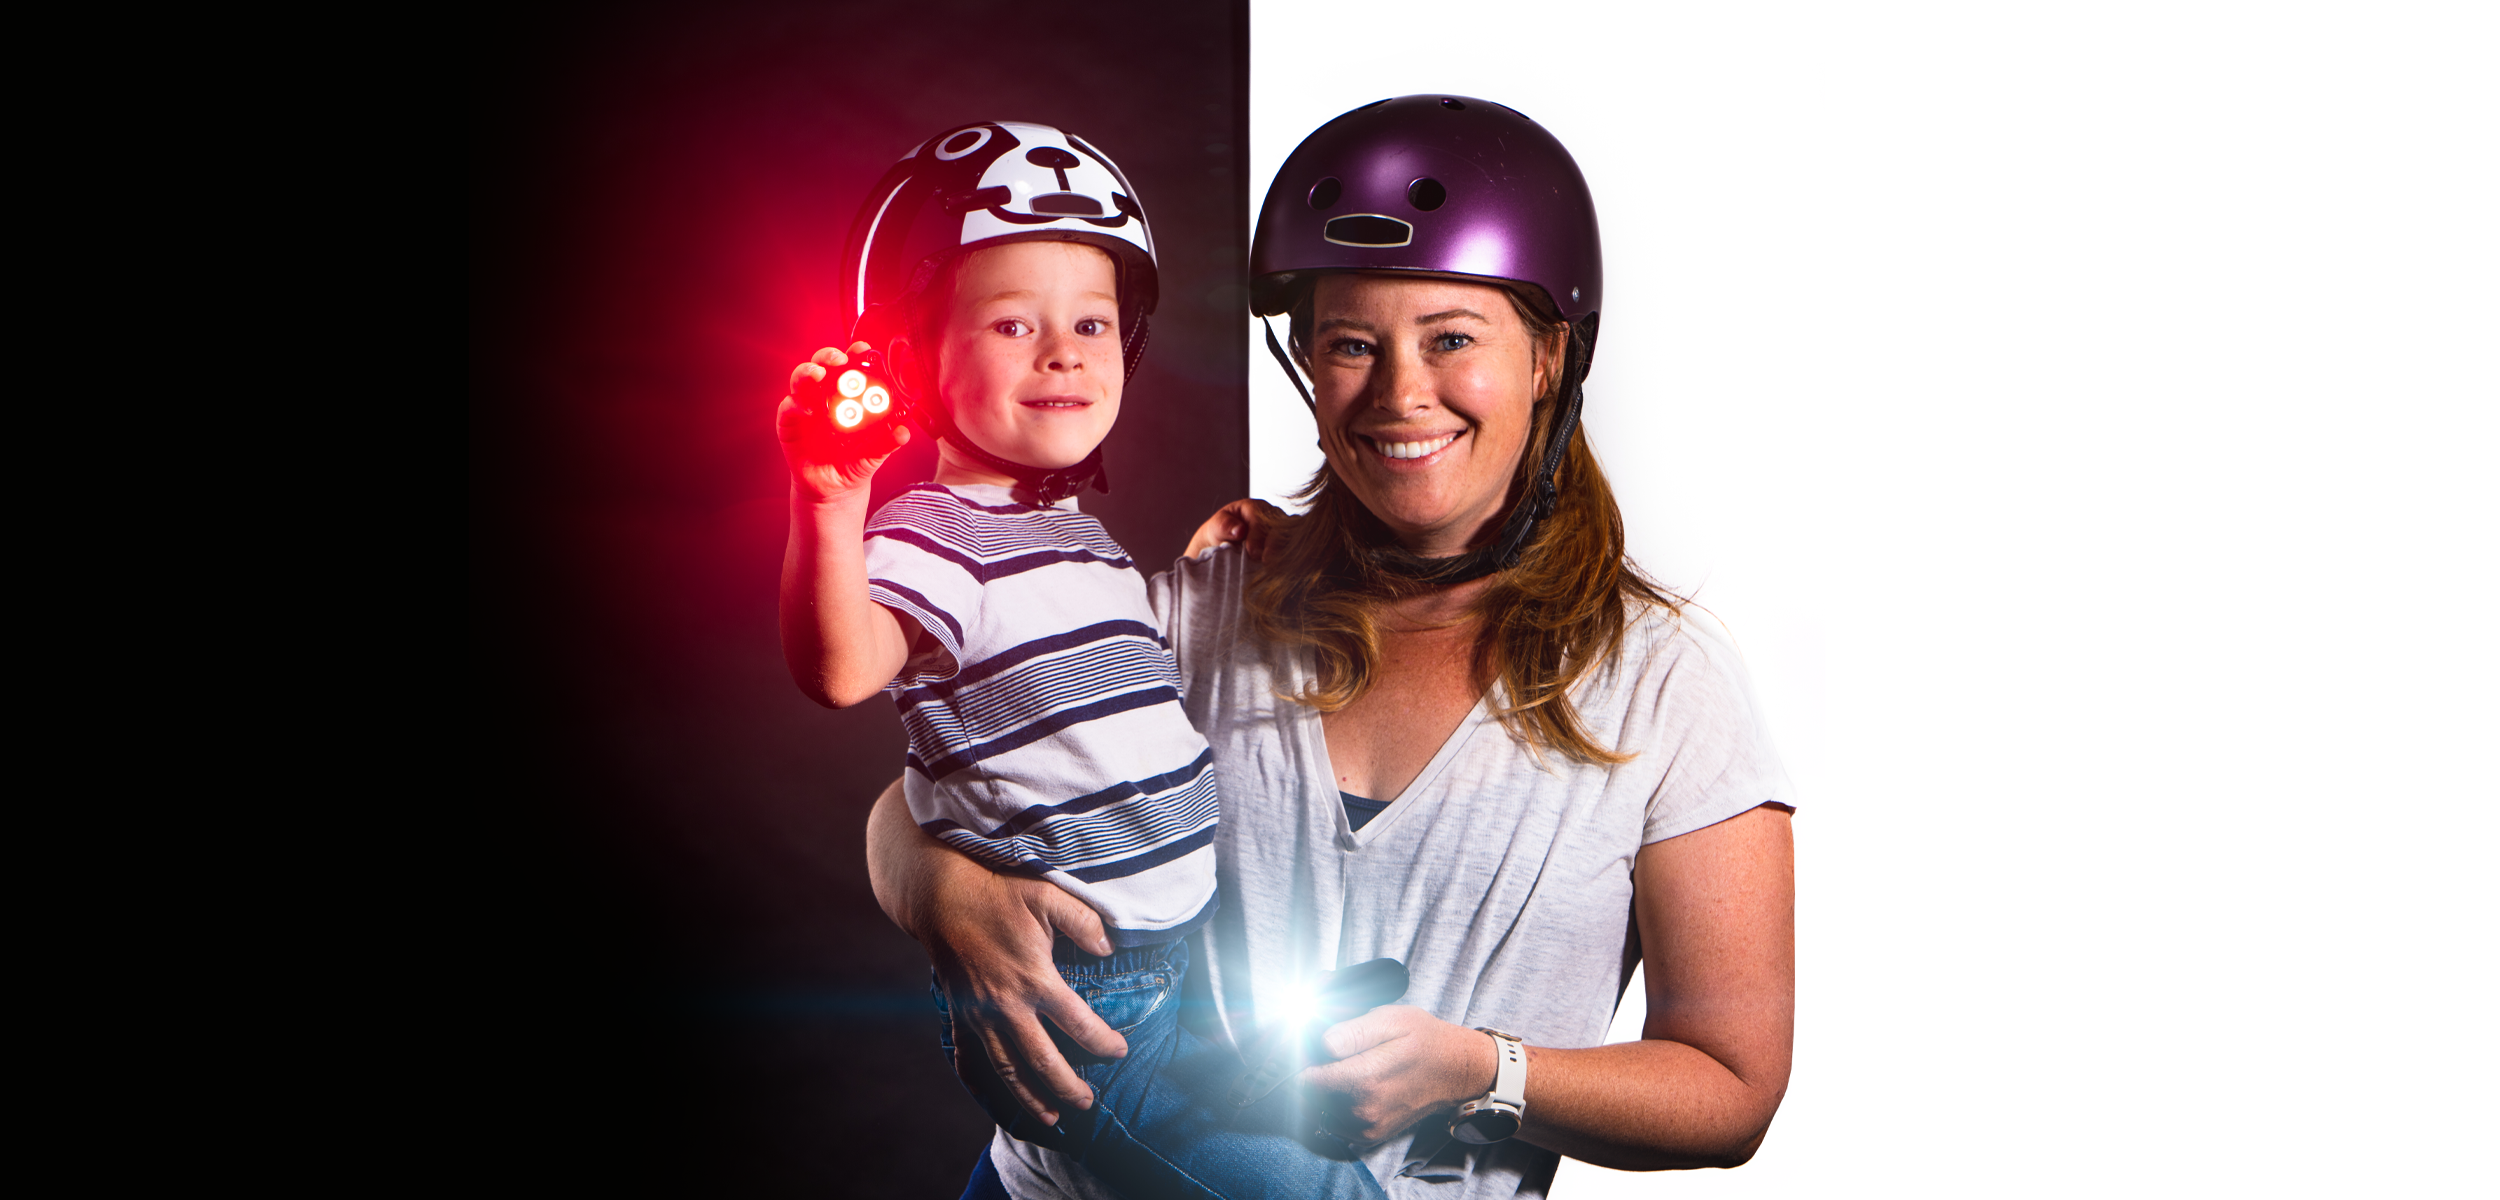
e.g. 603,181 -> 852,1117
945,433 -> 1110,506
1261,316 -> 1317,413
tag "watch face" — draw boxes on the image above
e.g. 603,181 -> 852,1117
1452,1108 -> 1522,1146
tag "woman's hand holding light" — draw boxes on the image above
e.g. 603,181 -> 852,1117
1299,1004 -> 1498,1144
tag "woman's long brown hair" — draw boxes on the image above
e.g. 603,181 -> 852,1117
1245,285 -> 1678,765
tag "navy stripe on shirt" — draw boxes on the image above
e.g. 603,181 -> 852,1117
866,578 -> 964,647
922,775 -> 1216,875
915,686 -> 1181,781
896,642 -> 1182,757
1066,824 -> 1216,884
986,749 -> 1217,839
869,528 -> 1135,582
898,620 -> 1164,705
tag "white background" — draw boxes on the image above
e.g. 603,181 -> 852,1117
1247,3 -> 2497,1195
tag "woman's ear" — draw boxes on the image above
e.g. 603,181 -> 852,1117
1531,327 -> 1569,402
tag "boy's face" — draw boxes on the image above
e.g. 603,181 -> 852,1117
929,241 -> 1123,473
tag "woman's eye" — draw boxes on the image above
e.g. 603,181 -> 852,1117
1431,332 -> 1475,352
1327,338 -> 1374,358
993,319 -> 1031,337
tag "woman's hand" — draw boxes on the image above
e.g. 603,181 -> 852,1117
1182,498 -> 1285,561
777,342 -> 912,505
1299,1005 -> 1498,1144
864,779 -> 1129,1126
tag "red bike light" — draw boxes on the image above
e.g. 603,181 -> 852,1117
818,349 -> 910,440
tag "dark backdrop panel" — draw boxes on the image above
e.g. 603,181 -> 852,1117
471,3 -> 1248,1193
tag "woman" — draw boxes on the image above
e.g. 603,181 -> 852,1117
870,94 -> 1795,1197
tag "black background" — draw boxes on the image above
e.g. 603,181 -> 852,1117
471,2 -> 1248,1191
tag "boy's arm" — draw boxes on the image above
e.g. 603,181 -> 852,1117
777,345 -> 918,708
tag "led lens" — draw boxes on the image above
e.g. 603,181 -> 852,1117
836,369 -> 868,399
834,398 -> 866,428
862,385 -> 890,414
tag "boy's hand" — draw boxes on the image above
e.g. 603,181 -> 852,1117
1184,498 -> 1284,561
777,342 -> 912,504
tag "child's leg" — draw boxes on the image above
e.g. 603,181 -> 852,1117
936,940 -> 1387,1200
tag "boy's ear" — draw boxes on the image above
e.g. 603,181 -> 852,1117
889,337 -> 931,396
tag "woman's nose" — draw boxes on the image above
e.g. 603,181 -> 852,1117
1369,348 -> 1430,413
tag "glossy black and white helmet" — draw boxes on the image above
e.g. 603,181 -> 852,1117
842,120 -> 1159,380
836,121 -> 1159,500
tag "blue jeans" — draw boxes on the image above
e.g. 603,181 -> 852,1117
937,938 -> 1386,1200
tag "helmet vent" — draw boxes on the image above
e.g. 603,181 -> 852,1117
1031,193 -> 1106,216
1440,98 -> 1467,110
1407,178 -> 1446,211
935,127 -> 993,160
1323,214 -> 1414,247
1308,177 -> 1342,209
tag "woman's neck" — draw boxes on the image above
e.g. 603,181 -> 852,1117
1371,576 -> 1493,633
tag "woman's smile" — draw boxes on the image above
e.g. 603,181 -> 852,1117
1309,274 -> 1553,558
1363,431 -> 1462,462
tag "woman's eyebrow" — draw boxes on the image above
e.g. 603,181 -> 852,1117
1314,317 -> 1375,334
1415,308 -> 1489,324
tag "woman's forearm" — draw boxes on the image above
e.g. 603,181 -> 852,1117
1513,1037 -> 1784,1169
1317,805 -> 1794,1169
865,776 -> 964,938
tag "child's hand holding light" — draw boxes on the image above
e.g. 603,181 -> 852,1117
778,341 -> 913,505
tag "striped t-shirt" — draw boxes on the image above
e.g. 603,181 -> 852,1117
864,482 -> 1218,946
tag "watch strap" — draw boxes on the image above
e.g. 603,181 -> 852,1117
1448,1028 -> 1528,1145
1479,1028 -> 1527,1110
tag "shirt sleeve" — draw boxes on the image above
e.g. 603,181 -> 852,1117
1145,543 -> 1241,703
1638,612 -> 1798,844
863,496 -> 980,682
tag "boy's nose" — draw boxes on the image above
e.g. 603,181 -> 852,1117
1038,331 -> 1085,372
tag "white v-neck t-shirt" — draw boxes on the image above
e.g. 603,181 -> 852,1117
988,544 -> 1794,1197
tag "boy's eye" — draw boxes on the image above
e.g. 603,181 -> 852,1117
1074,317 -> 1110,337
993,319 -> 1031,337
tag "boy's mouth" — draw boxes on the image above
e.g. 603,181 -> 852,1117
1021,395 -> 1093,410
1362,432 -> 1460,461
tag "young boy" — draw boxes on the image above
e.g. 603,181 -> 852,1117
777,122 -> 1383,1200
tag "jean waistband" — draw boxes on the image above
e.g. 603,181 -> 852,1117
1051,935 -> 1187,978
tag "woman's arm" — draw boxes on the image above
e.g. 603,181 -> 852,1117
864,778 -> 1131,1125
1301,803 -> 1795,1169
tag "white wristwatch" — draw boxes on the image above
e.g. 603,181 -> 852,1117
1449,1028 -> 1527,1145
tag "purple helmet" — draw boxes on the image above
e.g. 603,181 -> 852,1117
1251,94 -> 1600,358
1250,95 -> 1604,576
